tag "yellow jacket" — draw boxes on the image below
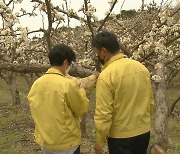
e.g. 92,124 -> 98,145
27,68 -> 89,150
94,53 -> 154,144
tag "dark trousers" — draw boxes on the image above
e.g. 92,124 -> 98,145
73,146 -> 80,154
108,131 -> 150,154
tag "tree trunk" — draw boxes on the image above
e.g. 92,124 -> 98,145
81,115 -> 86,137
154,63 -> 169,151
21,73 -> 34,89
5,73 -> 21,105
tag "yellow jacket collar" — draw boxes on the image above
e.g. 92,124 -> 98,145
46,67 -> 64,76
102,53 -> 126,70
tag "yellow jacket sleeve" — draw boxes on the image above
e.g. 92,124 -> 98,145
67,74 -> 97,93
65,80 -> 89,118
94,78 -> 113,144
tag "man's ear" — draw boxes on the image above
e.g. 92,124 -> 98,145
101,48 -> 108,55
63,59 -> 69,68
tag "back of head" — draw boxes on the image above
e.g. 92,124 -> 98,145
48,44 -> 76,66
91,30 -> 120,54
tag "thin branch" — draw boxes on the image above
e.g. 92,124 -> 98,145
140,51 -> 155,62
164,53 -> 180,66
119,42 -> 131,58
133,40 -> 146,51
158,7 -> 180,28
170,96 -> 180,115
166,69 -> 179,86
0,72 -> 7,80
0,53 -> 10,62
149,0 -> 164,23
6,0 -> 13,6
17,13 -> 33,18
165,34 -> 180,46
45,0 -> 52,51
31,0 -> 97,27
120,13 -> 151,37
40,11 -> 45,29
130,8 -> 179,54
141,0 -> 145,12
144,60 -> 154,67
113,20 -> 141,41
97,0 -> 118,32
0,29 -> 45,37
84,0 -> 94,37
63,0 -> 70,27
55,20 -> 61,30
120,0 -> 126,13
27,29 -> 46,35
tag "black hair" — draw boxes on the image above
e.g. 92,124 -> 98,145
48,44 -> 76,66
91,30 -> 120,53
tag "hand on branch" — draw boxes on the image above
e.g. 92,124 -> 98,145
94,144 -> 103,154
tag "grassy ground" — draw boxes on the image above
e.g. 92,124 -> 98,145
0,76 -> 179,154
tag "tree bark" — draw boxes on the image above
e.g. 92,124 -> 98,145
154,62 -> 169,151
81,115 -> 87,137
0,63 -> 92,78
5,73 -> 21,105
21,73 -> 34,89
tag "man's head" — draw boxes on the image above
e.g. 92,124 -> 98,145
48,44 -> 76,74
91,30 -> 120,65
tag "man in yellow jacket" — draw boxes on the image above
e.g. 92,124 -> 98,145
27,44 -> 90,154
92,31 -> 154,154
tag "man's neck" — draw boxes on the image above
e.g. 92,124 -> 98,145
106,51 -> 120,63
51,66 -> 65,75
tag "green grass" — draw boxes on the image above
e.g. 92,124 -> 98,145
166,87 -> 180,154
0,76 -> 179,153
0,76 -> 41,153
0,79 -> 11,104
0,104 -> 41,154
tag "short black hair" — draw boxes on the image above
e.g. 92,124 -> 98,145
91,30 -> 120,53
48,44 -> 76,66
